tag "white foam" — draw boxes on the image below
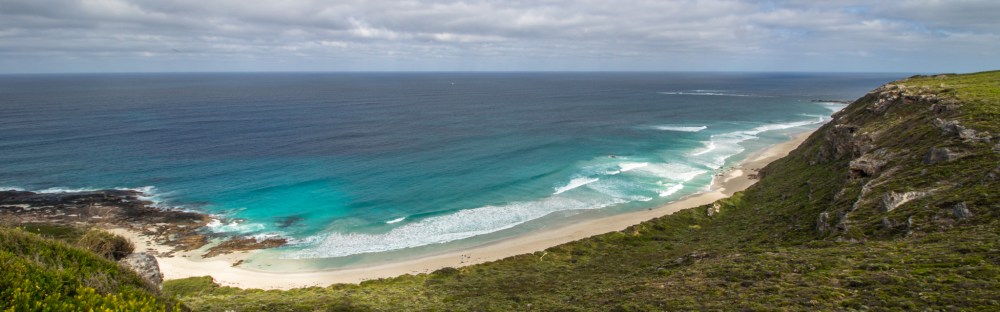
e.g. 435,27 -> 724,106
386,217 -> 406,224
690,140 -> 717,156
553,177 -> 600,195
815,102 -> 849,112
658,183 -> 684,197
687,117 -> 828,170
284,196 -> 628,259
658,91 -> 763,97
207,218 -> 266,234
36,187 -> 103,193
617,162 -> 649,173
744,117 -> 826,136
0,186 -> 25,191
634,163 -> 706,182
584,179 -> 654,202
652,125 -> 707,132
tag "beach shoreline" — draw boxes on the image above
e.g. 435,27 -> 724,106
118,129 -> 817,290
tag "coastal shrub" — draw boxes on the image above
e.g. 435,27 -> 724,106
0,227 -> 180,311
17,223 -> 88,241
77,229 -> 134,261
162,276 -> 218,297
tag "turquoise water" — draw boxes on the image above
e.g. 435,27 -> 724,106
0,72 -> 899,263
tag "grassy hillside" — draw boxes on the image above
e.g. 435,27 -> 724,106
166,71 -> 1000,311
0,226 -> 181,311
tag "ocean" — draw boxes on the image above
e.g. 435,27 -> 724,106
0,72 -> 899,268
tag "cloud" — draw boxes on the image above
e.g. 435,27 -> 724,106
0,0 -> 997,72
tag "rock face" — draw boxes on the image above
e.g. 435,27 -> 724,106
707,203 -> 721,217
923,147 -> 962,164
880,191 -> 928,213
816,212 -> 832,234
849,149 -> 890,178
952,202 -> 973,220
933,118 -> 992,143
119,252 -> 163,289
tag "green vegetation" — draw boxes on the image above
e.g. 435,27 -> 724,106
78,229 -> 136,261
0,227 -> 181,311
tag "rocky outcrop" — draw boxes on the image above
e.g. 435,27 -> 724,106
119,252 -> 163,289
849,149 -> 890,178
816,124 -> 875,164
881,217 -> 893,229
203,236 -> 288,258
952,202 -> 972,220
816,212 -> 832,234
707,203 -> 720,217
932,118 -> 992,143
880,191 -> 928,213
0,189 -> 212,253
0,189 -> 287,257
923,147 -> 963,164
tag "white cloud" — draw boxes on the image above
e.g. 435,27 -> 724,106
0,0 -> 997,72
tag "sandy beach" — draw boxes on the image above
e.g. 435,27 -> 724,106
114,130 -> 816,290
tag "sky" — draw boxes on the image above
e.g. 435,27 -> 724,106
0,0 -> 998,73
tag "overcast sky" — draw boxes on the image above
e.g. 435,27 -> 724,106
1,0 -> 998,73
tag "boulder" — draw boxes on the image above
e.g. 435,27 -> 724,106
881,217 -> 893,229
849,149 -> 890,178
707,203 -> 720,217
119,252 -> 163,289
932,118 -> 963,134
933,118 -> 992,143
816,212 -> 832,234
923,147 -> 962,164
952,202 -> 972,220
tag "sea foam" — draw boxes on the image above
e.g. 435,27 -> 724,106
553,177 -> 600,195
284,196 -> 628,259
658,91 -> 763,97
652,125 -> 707,132
688,116 -> 828,169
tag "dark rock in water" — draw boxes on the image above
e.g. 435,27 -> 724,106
1,189 -> 290,257
276,215 -> 304,228
924,147 -> 962,164
119,252 -> 163,289
952,202 -> 972,220
0,189 -> 211,253
203,236 -> 289,258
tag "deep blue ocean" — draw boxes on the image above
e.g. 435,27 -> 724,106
0,72 -> 900,264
